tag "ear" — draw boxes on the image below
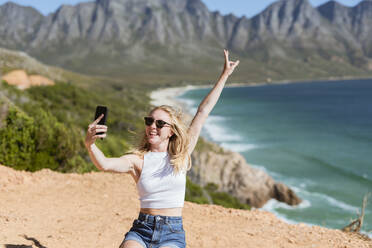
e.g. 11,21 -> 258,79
169,130 -> 174,139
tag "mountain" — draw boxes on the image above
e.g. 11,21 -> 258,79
0,2 -> 43,49
318,0 -> 372,57
0,0 -> 372,81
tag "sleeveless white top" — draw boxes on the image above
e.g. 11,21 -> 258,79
136,152 -> 187,208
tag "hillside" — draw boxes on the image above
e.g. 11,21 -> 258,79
0,164 -> 370,248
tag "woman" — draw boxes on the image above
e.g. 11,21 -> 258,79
85,49 -> 239,248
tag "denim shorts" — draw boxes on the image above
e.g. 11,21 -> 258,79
119,212 -> 186,248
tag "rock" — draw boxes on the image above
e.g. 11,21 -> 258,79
189,141 -> 302,208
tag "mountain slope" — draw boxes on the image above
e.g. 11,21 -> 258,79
0,0 -> 372,81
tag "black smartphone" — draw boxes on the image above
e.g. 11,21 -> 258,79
94,105 -> 108,135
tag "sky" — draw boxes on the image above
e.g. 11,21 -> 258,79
0,0 -> 363,17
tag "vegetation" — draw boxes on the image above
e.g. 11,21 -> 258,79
0,80 -> 150,173
185,176 -> 210,204
204,182 -> 251,210
186,178 -> 251,210
195,136 -> 227,154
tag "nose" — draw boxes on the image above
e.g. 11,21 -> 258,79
149,120 -> 157,129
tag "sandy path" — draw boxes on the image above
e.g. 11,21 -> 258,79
0,165 -> 370,248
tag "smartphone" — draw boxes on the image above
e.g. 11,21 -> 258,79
94,105 -> 108,135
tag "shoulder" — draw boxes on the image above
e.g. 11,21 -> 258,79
119,154 -> 144,180
123,153 -> 143,161
120,153 -> 143,167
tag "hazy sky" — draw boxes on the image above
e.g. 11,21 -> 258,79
0,0 -> 363,17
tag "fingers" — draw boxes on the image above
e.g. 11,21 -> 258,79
88,125 -> 107,134
228,60 -> 240,69
85,119 -> 107,146
224,49 -> 240,71
232,60 -> 240,68
95,129 -> 107,134
93,134 -> 106,139
93,113 -> 104,125
224,49 -> 229,62
95,125 -> 107,129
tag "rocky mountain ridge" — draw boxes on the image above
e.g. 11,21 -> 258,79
0,0 -> 372,78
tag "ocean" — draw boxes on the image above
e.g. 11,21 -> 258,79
177,78 -> 372,237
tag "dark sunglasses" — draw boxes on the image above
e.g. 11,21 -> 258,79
144,116 -> 172,128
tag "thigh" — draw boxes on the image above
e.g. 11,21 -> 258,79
159,221 -> 186,248
119,219 -> 153,248
119,230 -> 148,248
120,240 -> 145,248
159,245 -> 181,248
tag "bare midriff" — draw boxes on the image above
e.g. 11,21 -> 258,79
140,207 -> 183,217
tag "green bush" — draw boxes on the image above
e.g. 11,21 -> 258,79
0,105 -> 35,170
185,179 -> 251,209
204,182 -> 251,210
185,176 -> 209,204
0,80 -> 151,173
0,101 -> 87,172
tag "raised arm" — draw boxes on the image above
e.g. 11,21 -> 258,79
187,49 -> 239,154
85,114 -> 136,174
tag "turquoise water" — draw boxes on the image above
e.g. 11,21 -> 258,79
178,79 -> 372,236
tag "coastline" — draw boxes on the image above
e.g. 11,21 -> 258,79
150,85 -> 199,125
149,79 -> 372,240
150,75 -> 372,109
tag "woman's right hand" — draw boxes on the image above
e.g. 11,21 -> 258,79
85,114 -> 108,148
223,49 -> 239,76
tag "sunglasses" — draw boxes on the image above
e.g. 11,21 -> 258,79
144,116 -> 172,128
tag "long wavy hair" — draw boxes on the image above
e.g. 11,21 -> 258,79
129,105 -> 191,174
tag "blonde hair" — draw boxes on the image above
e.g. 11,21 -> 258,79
129,105 -> 191,174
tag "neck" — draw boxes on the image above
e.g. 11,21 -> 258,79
150,141 -> 169,152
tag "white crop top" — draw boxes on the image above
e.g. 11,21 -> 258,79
136,152 -> 186,208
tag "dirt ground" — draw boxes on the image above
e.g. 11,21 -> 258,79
0,165 -> 371,248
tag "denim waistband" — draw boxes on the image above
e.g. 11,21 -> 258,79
138,212 -> 183,224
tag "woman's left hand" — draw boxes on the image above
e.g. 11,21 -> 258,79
223,49 -> 240,76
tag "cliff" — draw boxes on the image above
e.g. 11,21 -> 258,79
190,140 -> 301,208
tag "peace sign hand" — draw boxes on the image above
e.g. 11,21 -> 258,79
223,49 -> 240,76
85,114 -> 107,147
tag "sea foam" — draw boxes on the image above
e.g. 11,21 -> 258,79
220,142 -> 259,152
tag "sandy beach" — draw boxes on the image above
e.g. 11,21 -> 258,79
149,82 -> 276,115
149,76 -> 372,110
